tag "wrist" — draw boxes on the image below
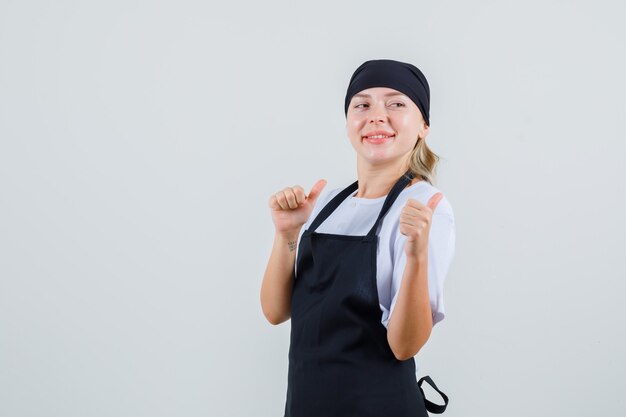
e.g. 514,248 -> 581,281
406,249 -> 428,263
276,228 -> 301,242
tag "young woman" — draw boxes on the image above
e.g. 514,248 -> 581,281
261,59 -> 455,416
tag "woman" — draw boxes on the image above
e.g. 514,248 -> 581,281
261,59 -> 455,416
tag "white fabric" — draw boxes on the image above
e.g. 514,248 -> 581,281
295,180 -> 455,329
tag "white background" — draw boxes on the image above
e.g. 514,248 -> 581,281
1,0 -> 625,416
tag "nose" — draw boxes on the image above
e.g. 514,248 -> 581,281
369,102 -> 388,123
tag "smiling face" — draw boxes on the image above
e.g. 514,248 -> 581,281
346,86 -> 429,168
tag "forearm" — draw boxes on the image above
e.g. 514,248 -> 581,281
260,229 -> 300,325
386,252 -> 433,360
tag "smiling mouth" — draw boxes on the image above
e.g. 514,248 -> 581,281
363,134 -> 395,144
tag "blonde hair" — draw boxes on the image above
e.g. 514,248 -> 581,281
407,136 -> 439,186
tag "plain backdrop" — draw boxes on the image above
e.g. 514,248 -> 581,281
1,0 -> 625,416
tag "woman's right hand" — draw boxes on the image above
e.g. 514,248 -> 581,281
268,179 -> 327,234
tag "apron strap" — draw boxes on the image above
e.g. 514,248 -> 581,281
365,169 -> 414,240
307,180 -> 359,233
418,375 -> 449,414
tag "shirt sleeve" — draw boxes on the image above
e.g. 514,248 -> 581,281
383,201 -> 456,329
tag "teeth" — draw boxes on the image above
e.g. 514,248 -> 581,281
367,135 -> 392,139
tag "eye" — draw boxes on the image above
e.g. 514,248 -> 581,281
354,102 -> 405,109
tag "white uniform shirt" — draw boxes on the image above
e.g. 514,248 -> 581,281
295,180 -> 456,330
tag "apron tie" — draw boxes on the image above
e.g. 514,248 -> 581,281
418,375 -> 449,414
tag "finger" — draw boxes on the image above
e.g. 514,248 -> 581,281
400,222 -> 428,236
268,194 -> 280,210
400,210 -> 428,225
405,198 -> 426,210
282,187 -> 300,209
401,205 -> 420,219
274,191 -> 290,210
306,179 -> 327,203
292,185 -> 307,206
427,192 -> 443,211
399,214 -> 417,227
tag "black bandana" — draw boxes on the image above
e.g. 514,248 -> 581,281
344,59 -> 431,126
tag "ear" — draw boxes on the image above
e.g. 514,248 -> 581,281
420,123 -> 430,139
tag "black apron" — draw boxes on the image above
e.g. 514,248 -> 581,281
284,169 -> 449,417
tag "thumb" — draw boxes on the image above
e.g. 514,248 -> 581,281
306,179 -> 327,204
427,192 -> 443,212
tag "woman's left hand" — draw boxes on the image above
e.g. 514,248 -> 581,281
399,192 -> 443,259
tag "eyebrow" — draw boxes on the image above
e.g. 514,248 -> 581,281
353,92 -> 407,98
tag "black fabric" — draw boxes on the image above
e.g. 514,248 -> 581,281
283,169 -> 449,416
344,59 -> 431,126
418,375 -> 450,414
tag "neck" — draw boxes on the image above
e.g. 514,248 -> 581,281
354,159 -> 416,199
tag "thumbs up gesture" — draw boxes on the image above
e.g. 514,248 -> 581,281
399,192 -> 443,259
268,179 -> 327,235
